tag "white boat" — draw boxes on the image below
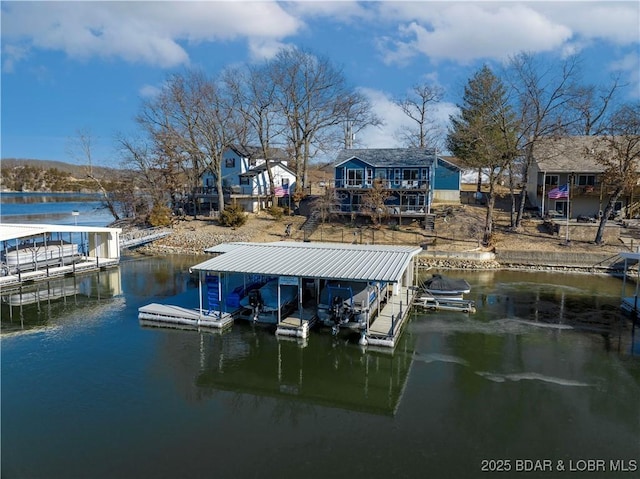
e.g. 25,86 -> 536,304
239,279 -> 298,324
1,240 -> 81,275
317,281 -> 387,332
421,274 -> 471,299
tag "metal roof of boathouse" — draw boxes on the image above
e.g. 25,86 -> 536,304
192,242 -> 422,283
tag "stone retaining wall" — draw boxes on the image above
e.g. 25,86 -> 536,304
418,248 -> 624,272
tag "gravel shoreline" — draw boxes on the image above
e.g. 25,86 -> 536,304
122,216 -> 629,274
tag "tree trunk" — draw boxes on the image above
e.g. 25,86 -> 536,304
595,190 -> 622,244
483,189 -> 496,246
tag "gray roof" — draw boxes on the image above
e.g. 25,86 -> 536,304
191,241 -> 422,283
334,148 -> 438,168
230,145 -> 287,161
0,223 -> 121,242
532,137 -> 609,173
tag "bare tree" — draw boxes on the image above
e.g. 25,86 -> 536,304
395,82 -> 445,149
566,77 -> 622,136
310,185 -> 340,224
506,52 -> 583,228
67,128 -> 121,221
135,70 -> 238,218
593,103 -> 640,244
361,179 -> 393,227
268,48 -> 378,200
224,64 -> 283,206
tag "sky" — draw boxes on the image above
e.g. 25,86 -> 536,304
1,0 -> 639,166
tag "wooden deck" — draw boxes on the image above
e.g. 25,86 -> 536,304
365,285 -> 415,349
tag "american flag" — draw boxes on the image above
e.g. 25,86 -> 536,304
548,184 -> 569,199
274,184 -> 289,197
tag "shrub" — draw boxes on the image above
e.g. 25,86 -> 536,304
266,205 -> 284,220
219,202 -> 247,227
148,203 -> 172,227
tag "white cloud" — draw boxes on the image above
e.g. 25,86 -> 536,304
356,87 -> 458,150
1,1 -> 303,69
139,84 -> 162,99
380,4 -> 574,64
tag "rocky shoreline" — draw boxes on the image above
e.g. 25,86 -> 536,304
123,217 -> 629,274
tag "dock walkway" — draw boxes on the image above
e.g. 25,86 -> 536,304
366,285 -> 415,348
0,258 -> 119,290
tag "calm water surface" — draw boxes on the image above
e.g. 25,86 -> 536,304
0,192 -> 113,226
2,256 -> 639,479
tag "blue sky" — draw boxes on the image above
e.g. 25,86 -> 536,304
2,1 -> 639,166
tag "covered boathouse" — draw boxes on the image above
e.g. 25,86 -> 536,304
139,241 -> 422,348
0,223 -> 121,289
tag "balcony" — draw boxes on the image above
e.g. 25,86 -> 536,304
334,179 -> 429,190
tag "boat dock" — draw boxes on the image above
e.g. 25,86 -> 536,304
1,223 -> 122,290
139,242 -> 423,349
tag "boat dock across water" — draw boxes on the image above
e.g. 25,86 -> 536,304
138,242 -> 421,348
0,223 -> 122,289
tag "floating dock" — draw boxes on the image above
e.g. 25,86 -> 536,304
618,251 -> 640,320
276,307 -> 317,339
413,293 -> 476,313
365,285 -> 415,348
138,303 -> 235,329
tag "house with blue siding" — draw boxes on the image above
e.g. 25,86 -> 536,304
199,145 -> 296,213
332,148 -> 461,223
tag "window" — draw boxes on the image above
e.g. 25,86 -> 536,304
577,175 -> 596,186
403,169 -> 419,188
394,169 -> 401,185
240,176 -> 250,186
365,168 -> 373,187
225,158 -> 235,168
346,168 -> 364,187
545,175 -> 559,186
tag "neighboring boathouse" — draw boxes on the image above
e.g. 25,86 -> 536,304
139,241 -> 422,348
0,223 -> 121,288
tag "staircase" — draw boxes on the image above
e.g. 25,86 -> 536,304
424,214 -> 436,232
300,211 -> 321,240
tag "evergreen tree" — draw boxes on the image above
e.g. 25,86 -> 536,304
447,65 -> 518,245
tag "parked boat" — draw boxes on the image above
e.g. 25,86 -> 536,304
1,239 -> 81,275
239,279 -> 297,324
420,274 -> 470,299
317,281 -> 388,332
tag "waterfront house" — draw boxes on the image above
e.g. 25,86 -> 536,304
332,148 -> 461,225
526,136 -> 638,219
199,145 -> 297,213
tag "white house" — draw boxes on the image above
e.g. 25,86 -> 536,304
200,146 -> 297,213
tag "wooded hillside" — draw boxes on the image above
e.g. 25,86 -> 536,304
1,158 -> 122,192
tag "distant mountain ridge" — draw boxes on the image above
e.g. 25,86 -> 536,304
1,158 -> 122,192
1,158 -> 117,177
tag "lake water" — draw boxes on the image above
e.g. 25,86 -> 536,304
0,192 -> 114,227
2,254 -> 639,479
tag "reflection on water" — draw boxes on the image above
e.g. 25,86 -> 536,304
1,259 -> 639,479
0,267 -> 123,335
